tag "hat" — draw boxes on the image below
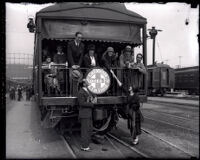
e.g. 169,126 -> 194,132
107,47 -> 114,52
88,44 -> 95,51
136,53 -> 143,58
124,45 -> 132,52
71,69 -> 83,81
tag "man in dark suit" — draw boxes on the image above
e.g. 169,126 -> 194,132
67,32 -> 85,69
77,79 -> 97,151
68,32 -> 85,96
83,44 -> 99,68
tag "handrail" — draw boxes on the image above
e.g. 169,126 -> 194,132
41,67 -> 145,97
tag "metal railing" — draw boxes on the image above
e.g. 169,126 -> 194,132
41,64 -> 145,97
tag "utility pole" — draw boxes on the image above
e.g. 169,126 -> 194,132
179,56 -> 182,68
148,26 -> 162,65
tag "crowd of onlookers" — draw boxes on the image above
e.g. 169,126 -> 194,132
8,85 -> 33,101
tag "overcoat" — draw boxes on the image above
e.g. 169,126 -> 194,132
67,40 -> 85,67
83,54 -> 99,68
77,87 -> 93,118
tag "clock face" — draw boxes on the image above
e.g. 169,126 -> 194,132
86,68 -> 110,95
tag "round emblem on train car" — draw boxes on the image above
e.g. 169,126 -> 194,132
86,68 -> 111,95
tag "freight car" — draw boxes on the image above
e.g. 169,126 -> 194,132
30,2 -> 148,135
174,66 -> 199,95
147,63 -> 175,96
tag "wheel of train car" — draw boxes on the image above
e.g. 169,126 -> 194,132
92,109 -> 118,135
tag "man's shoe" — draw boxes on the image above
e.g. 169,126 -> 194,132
132,137 -> 139,145
81,147 -> 92,152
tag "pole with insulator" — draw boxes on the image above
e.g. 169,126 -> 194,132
148,26 -> 162,65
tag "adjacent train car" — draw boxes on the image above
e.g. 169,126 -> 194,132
147,63 -> 175,96
174,66 -> 199,95
31,2 -> 148,134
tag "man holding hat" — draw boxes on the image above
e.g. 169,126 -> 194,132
77,79 -> 97,151
67,31 -> 85,69
67,31 -> 85,95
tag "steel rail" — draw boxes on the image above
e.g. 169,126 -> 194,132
60,135 -> 77,159
147,100 -> 199,109
141,128 -> 195,157
143,115 -> 198,134
143,109 -> 198,121
104,135 -> 126,158
107,133 -> 150,158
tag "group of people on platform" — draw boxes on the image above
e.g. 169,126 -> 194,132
42,32 -> 146,70
42,31 -> 147,95
41,31 -> 147,151
8,85 -> 33,101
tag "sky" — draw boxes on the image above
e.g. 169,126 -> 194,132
6,2 -> 199,68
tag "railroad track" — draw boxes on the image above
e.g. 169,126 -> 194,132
142,110 -> 198,134
60,131 -> 150,158
141,128 -> 195,157
60,135 -> 77,159
143,109 -> 198,121
147,100 -> 199,109
142,101 -> 199,134
143,115 -> 198,134
106,133 -> 150,158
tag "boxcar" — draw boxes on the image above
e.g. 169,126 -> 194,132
32,2 -> 148,134
175,66 -> 199,95
147,63 -> 175,96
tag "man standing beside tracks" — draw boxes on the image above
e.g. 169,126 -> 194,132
17,85 -> 22,101
77,78 -> 97,151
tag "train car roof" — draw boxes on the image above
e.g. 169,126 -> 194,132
147,63 -> 171,69
175,66 -> 199,71
175,66 -> 199,73
37,2 -> 147,24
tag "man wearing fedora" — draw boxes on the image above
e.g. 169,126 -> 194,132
77,79 -> 97,151
83,44 -> 99,68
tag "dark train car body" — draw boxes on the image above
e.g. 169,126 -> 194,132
147,63 -> 175,96
175,66 -> 199,95
32,2 -> 148,134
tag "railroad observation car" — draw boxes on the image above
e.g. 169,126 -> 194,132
175,66 -> 199,95
147,63 -> 175,96
32,2 -> 147,134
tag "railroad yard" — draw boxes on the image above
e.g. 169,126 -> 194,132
5,2 -> 199,159
6,94 -> 199,159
